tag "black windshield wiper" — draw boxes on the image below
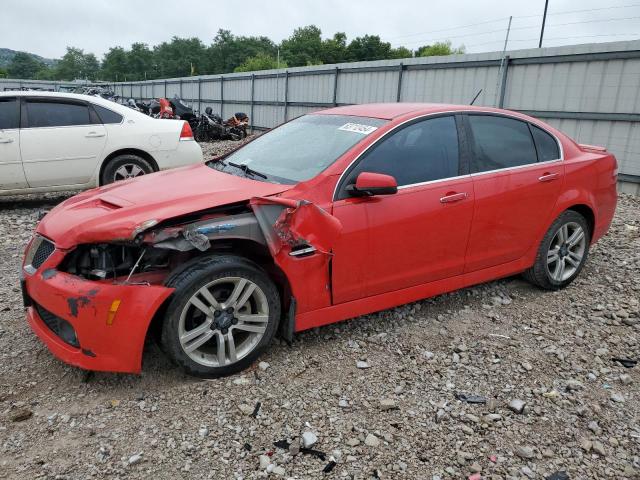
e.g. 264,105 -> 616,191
228,161 -> 267,179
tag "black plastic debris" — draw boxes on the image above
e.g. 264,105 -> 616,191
546,471 -> 569,480
243,443 -> 252,451
455,393 -> 487,404
323,460 -> 337,473
273,439 -> 326,461
251,401 -> 261,418
612,357 -> 637,368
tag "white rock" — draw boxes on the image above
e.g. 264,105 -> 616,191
611,392 -> 625,403
233,376 -> 251,385
198,426 -> 209,437
258,454 -> 271,469
508,399 -> 526,414
356,360 -> 370,369
364,433 -> 380,447
258,361 -> 270,371
128,452 -> 143,465
272,466 -> 286,476
379,398 -> 397,411
302,431 -> 318,448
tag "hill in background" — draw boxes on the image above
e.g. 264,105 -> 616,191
0,48 -> 57,68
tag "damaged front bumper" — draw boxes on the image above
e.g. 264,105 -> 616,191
23,248 -> 173,373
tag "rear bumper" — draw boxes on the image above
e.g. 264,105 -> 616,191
23,255 -> 173,373
156,141 -> 203,170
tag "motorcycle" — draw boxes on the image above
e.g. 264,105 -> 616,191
170,95 -> 199,131
225,112 -> 249,139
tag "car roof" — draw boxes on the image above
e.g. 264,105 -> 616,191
0,90 -> 136,115
315,102 -> 519,120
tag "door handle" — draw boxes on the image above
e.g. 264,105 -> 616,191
538,172 -> 559,182
0,138 -> 13,144
85,132 -> 105,138
440,192 -> 468,204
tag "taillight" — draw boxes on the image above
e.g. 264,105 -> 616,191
180,121 -> 193,140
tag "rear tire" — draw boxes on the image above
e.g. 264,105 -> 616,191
161,255 -> 280,378
523,210 -> 590,290
101,154 -> 154,185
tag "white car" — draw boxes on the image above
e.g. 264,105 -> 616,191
0,91 -> 203,196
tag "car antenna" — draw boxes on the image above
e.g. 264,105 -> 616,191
469,89 -> 483,105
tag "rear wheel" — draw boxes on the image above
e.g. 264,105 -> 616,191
161,256 -> 280,378
523,210 -> 590,290
101,154 -> 153,185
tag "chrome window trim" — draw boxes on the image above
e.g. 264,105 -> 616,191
332,109 -> 564,201
469,157 -> 563,178
397,174 -> 472,190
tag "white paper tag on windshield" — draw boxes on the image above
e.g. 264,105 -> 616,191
338,123 -> 378,135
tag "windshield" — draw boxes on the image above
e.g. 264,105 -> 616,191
211,114 -> 387,184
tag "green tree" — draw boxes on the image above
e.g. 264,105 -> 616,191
346,35 -> 395,62
128,43 -> 154,80
7,52 -> 45,79
207,29 -> 276,74
101,46 -> 128,81
0,67 -> 7,78
415,41 -> 465,57
389,46 -> 413,59
234,52 -> 286,72
321,32 -> 347,64
54,47 -> 98,80
153,37 -> 207,78
280,25 -> 324,67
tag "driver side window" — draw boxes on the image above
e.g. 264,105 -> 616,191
340,115 -> 460,197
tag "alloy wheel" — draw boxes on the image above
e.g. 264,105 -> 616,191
114,164 -> 146,181
546,221 -> 586,282
178,277 -> 269,367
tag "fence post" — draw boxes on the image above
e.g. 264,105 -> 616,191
283,70 -> 289,122
164,80 -> 167,98
220,75 -> 224,116
396,63 -> 404,102
179,78 -> 183,99
250,74 -> 255,133
498,55 -> 510,108
197,78 -> 201,113
333,67 -> 339,106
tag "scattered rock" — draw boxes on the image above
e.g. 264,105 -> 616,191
302,431 -> 318,448
508,399 -> 526,414
364,434 -> 380,447
515,446 -> 535,459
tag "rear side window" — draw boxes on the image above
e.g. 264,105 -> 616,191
467,115 -> 537,173
93,104 -> 123,124
343,115 -> 460,189
26,100 -> 91,128
531,124 -> 560,161
0,98 -> 19,129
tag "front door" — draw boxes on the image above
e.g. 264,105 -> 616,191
331,114 -> 475,303
463,114 -> 564,272
20,98 -> 107,187
0,97 -> 27,190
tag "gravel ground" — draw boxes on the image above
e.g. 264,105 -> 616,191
0,153 -> 638,479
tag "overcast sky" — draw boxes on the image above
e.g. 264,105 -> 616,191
3,0 -> 640,59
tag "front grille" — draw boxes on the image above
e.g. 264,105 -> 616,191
34,303 -> 79,348
31,238 -> 55,270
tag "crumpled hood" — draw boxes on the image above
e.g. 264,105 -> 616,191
37,163 -> 291,249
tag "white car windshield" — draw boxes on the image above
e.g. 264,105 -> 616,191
212,114 -> 387,184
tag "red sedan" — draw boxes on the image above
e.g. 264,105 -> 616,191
22,103 -> 618,377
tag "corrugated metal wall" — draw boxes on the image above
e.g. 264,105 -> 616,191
2,40 -> 640,191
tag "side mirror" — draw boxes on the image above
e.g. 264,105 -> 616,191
346,172 -> 398,197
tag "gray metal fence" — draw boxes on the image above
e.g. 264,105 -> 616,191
2,40 -> 640,193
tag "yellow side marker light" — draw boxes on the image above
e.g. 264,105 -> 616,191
107,300 -> 121,326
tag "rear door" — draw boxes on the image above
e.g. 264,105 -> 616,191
464,113 -> 564,272
0,97 -> 27,190
331,114 -> 474,303
20,97 -> 107,187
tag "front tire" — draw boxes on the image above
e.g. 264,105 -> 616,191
161,256 -> 280,378
523,210 -> 590,290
